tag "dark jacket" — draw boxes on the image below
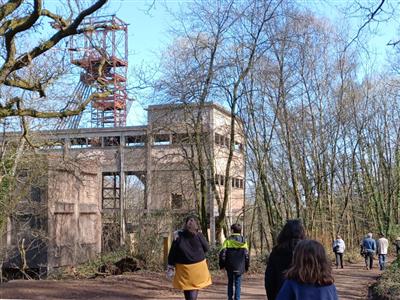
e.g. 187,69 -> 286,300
219,233 -> 249,274
276,279 -> 338,300
167,230 -> 209,265
265,244 -> 296,300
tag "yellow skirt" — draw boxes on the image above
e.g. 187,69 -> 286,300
173,259 -> 212,290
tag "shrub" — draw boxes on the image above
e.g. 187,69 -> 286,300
373,256 -> 400,299
206,245 -> 221,271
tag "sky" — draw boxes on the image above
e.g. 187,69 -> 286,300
104,0 -> 182,125
65,0 -> 400,126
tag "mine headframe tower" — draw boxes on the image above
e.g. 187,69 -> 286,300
59,15 -> 128,129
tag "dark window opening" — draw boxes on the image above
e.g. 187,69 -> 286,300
104,136 -> 120,147
41,139 -> 64,149
88,137 -> 102,147
235,178 -> 240,188
154,134 -> 170,146
224,137 -> 230,147
215,133 -> 231,148
125,135 -> 146,147
171,193 -> 183,209
31,186 -> 42,202
70,137 -> 88,148
215,133 -> 222,145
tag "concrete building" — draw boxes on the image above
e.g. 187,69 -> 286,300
2,102 -> 245,274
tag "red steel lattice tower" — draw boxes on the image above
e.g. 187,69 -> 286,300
69,15 -> 128,128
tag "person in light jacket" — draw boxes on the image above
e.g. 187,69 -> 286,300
377,234 -> 389,270
332,235 -> 345,269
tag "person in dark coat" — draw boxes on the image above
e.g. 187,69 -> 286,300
276,240 -> 338,300
167,216 -> 212,300
219,223 -> 249,300
394,237 -> 400,256
264,219 -> 306,300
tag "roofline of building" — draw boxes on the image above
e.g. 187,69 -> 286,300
147,101 -> 243,125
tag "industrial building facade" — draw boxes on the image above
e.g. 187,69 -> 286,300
2,103 -> 245,273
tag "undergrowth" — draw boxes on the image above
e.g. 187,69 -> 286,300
48,248 -> 129,279
373,256 -> 400,299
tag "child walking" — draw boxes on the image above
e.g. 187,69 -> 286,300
219,223 -> 249,300
276,240 -> 338,300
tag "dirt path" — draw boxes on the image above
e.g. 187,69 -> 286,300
0,261 -> 382,299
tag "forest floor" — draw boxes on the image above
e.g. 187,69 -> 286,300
0,259 -> 383,300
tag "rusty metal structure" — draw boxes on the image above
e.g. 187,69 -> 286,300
59,15 -> 128,129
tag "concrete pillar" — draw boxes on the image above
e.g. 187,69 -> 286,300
119,135 -> 126,246
145,126 -> 153,211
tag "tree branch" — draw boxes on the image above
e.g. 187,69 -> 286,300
41,9 -> 69,29
0,0 -> 42,81
4,76 -> 45,97
0,90 -> 110,118
0,0 -> 23,21
345,0 -> 386,51
11,0 -> 108,72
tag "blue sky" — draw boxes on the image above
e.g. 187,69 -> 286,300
92,1 -> 399,125
105,0 -> 182,125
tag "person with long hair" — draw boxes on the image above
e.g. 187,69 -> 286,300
167,216 -> 212,300
265,219 -> 306,300
276,240 -> 338,300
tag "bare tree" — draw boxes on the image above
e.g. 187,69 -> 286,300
0,0 -> 109,256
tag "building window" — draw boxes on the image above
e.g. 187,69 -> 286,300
125,135 -> 146,147
88,137 -> 102,147
102,173 -> 120,209
224,137 -> 230,147
215,133 -> 231,148
215,133 -> 221,145
219,175 -> 225,186
171,193 -> 183,209
172,133 -> 190,144
70,137 -> 88,148
40,139 -> 64,149
234,141 -> 243,152
154,134 -> 170,146
31,186 -> 42,202
104,136 -> 120,146
235,178 -> 241,188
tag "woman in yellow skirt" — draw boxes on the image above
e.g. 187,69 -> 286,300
167,216 -> 212,300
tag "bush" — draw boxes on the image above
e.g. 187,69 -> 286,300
206,245 -> 221,271
373,256 -> 400,299
249,252 -> 267,273
48,248 -> 130,279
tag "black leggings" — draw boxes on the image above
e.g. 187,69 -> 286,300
184,290 -> 199,300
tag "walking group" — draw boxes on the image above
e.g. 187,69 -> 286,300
166,216 -> 394,300
360,233 -> 391,271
